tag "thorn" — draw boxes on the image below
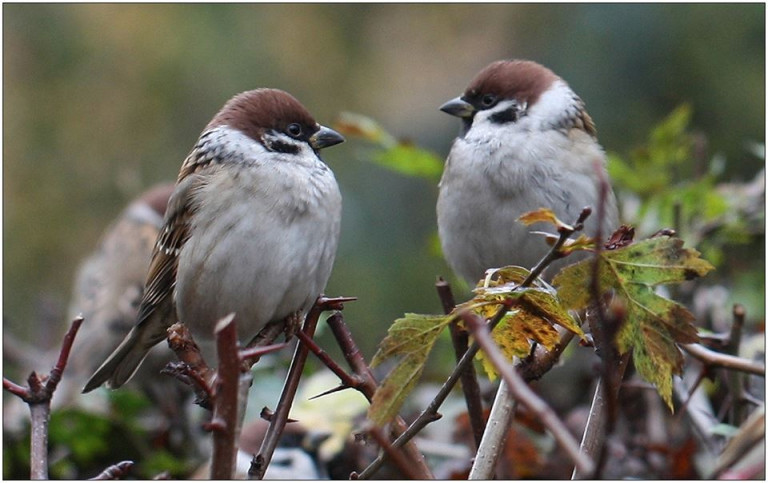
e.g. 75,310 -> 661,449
259,406 -> 298,423
317,295 -> 358,311
239,342 -> 288,362
203,417 -> 227,432
308,384 -> 352,400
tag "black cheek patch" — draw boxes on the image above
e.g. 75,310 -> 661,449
490,106 -> 520,125
268,139 -> 300,155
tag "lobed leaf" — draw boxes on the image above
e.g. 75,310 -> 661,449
552,235 -> 714,410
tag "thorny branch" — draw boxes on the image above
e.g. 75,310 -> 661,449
323,313 -> 434,479
249,296 -> 360,479
208,314 -> 243,479
249,297 -> 330,479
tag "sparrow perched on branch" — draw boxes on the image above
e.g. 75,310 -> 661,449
84,89 -> 344,392
61,184 -> 174,402
437,59 -> 618,283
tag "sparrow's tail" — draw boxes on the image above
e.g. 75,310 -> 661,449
82,324 -> 163,393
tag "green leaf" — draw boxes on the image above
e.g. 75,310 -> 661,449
368,313 -> 451,425
553,236 -> 714,410
334,112 -> 444,180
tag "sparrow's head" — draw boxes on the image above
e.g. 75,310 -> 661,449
441,60 -> 594,137
207,88 -> 344,154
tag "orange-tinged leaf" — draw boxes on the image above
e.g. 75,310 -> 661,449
518,208 -> 559,226
457,266 -> 583,380
552,235 -> 714,410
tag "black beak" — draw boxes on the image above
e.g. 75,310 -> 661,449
310,125 -> 345,150
439,96 -> 475,118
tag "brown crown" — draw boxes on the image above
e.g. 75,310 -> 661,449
465,60 -> 560,106
206,88 -> 318,141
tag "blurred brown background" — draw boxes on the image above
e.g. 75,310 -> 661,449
4,4 -> 764,358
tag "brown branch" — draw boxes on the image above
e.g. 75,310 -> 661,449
3,316 -> 84,480
164,323 -> 215,408
682,343 -> 765,376
250,297 -> 331,479
89,460 -> 134,480
436,277 -> 485,450
366,425 -> 423,480
517,329 -> 577,381
461,310 -> 594,477
294,328 -> 366,393
325,313 -> 434,479
210,313 -> 241,479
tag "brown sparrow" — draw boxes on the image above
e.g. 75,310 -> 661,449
63,184 -> 175,402
84,89 -> 343,392
437,60 -> 619,283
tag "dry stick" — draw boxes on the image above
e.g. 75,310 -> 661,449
3,316 -> 83,480
250,296 -> 351,479
681,343 -> 765,376
355,208 -> 593,479
325,313 -> 434,479
88,460 -> 134,480
518,330 -> 576,382
461,310 -> 594,477
725,304 -> 746,425
468,373 -> 515,479
366,425 -> 423,480
571,352 -> 630,480
436,277 -> 485,450
209,313 -> 241,479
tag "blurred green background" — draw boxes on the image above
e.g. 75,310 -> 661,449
4,4 -> 764,358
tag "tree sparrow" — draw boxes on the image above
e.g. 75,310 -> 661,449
437,60 -> 619,283
61,184 -> 174,402
84,89 -> 344,392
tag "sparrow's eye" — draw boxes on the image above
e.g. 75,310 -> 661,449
287,123 -> 303,137
481,94 -> 497,107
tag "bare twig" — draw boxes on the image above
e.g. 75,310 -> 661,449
366,425 -> 423,480
3,316 -> 83,480
325,313 -> 433,479
209,313 -> 242,479
461,310 -> 594,477
165,322 -> 215,407
89,460 -> 134,480
468,375 -> 514,479
681,343 -> 764,376
250,297 -> 334,479
437,277 -> 485,450
518,329 -> 577,382
725,304 -> 747,425
571,353 -> 630,480
294,328 -> 366,392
